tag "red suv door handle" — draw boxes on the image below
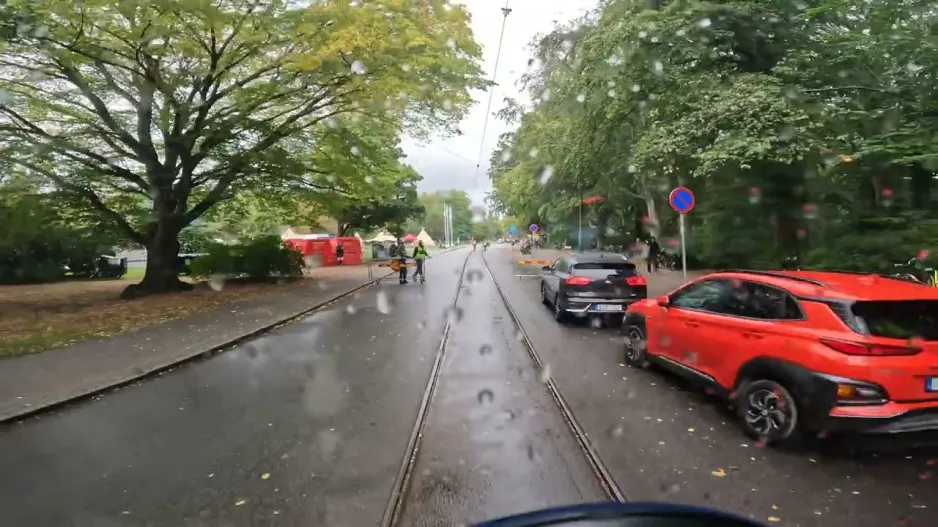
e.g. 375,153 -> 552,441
743,332 -> 765,340
685,321 -> 701,328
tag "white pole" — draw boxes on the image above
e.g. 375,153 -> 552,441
679,213 -> 687,281
444,204 -> 450,246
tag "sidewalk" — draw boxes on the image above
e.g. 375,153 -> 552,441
0,265 -> 389,422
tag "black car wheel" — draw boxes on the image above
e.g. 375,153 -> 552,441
541,283 -> 550,305
553,295 -> 567,323
623,323 -> 649,367
736,379 -> 800,445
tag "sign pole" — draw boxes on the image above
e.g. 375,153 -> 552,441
668,186 -> 695,281
679,213 -> 687,281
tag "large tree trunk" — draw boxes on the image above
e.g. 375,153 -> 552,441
121,216 -> 192,299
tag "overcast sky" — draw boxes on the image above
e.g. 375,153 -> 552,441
402,0 -> 598,206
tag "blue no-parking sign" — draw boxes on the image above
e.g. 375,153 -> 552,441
529,224 -> 539,233
668,187 -> 695,214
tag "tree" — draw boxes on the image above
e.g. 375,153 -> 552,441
334,166 -> 425,236
0,0 -> 486,296
408,190 -> 473,242
488,0 -> 938,267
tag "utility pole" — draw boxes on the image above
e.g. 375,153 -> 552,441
443,203 -> 449,247
578,181 -> 583,251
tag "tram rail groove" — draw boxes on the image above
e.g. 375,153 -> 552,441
480,250 -> 628,503
379,250 -> 473,527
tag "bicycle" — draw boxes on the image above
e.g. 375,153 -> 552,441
414,256 -> 430,283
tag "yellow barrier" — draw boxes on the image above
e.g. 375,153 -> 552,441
516,259 -> 553,266
377,261 -> 417,270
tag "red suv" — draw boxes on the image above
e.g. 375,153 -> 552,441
622,270 -> 938,445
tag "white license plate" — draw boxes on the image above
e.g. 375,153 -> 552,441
593,304 -> 622,312
927,377 -> 938,392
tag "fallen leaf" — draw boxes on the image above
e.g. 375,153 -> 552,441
711,469 -> 726,477
261,473 -> 270,480
235,499 -> 246,506
767,517 -> 780,522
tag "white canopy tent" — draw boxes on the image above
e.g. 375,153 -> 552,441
366,232 -> 396,243
416,229 -> 436,247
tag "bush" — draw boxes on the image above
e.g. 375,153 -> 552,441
188,235 -> 304,280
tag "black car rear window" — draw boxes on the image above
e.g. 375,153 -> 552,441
572,262 -> 636,277
851,301 -> 938,341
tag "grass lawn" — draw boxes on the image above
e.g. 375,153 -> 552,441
123,267 -> 145,280
0,265 -> 371,358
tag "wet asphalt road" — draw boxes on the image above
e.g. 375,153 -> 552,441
4,243 -> 936,527
0,247 -> 602,527
0,249 -> 471,526
486,245 -> 938,527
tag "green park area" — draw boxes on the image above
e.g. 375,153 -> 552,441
2,0 -> 938,355
0,0 -> 506,357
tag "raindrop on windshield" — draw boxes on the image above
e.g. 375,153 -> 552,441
539,165 -> 554,184
208,276 -> 225,292
479,344 -> 493,356
350,60 -> 366,74
539,364 -> 552,383
445,306 -> 464,325
376,291 -> 391,314
477,389 -> 494,405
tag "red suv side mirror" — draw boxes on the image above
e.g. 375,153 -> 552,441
656,295 -> 670,307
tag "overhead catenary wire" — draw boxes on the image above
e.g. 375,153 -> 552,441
472,0 -> 512,188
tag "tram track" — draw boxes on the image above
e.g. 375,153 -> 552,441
380,247 -> 624,527
379,249 -> 473,527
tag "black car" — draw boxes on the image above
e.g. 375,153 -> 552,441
539,252 -> 648,324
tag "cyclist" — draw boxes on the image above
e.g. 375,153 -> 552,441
412,240 -> 429,281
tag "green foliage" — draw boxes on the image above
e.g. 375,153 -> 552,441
0,0 -> 486,293
188,235 -> 304,280
404,190 -> 474,241
488,0 -> 938,269
0,179 -> 124,284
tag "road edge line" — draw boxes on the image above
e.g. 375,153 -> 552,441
0,271 -> 395,425
481,249 -> 628,502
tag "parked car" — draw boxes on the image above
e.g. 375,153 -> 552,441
540,252 -> 647,325
622,269 -> 938,445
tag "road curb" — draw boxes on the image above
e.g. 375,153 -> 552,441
0,271 -> 395,424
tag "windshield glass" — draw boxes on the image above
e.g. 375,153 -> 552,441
1,1 -> 935,526
573,262 -> 637,277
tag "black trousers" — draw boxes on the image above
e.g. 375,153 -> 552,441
647,254 -> 659,273
398,259 -> 408,281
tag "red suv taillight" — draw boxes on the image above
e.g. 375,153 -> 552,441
626,275 -> 646,286
820,339 -> 921,356
566,276 -> 592,286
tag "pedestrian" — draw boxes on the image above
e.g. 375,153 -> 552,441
396,239 -> 409,284
335,242 -> 344,265
647,236 -> 660,273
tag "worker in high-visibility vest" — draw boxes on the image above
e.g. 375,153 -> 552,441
412,240 -> 429,281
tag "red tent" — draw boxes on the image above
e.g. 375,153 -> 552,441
402,234 -> 418,242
